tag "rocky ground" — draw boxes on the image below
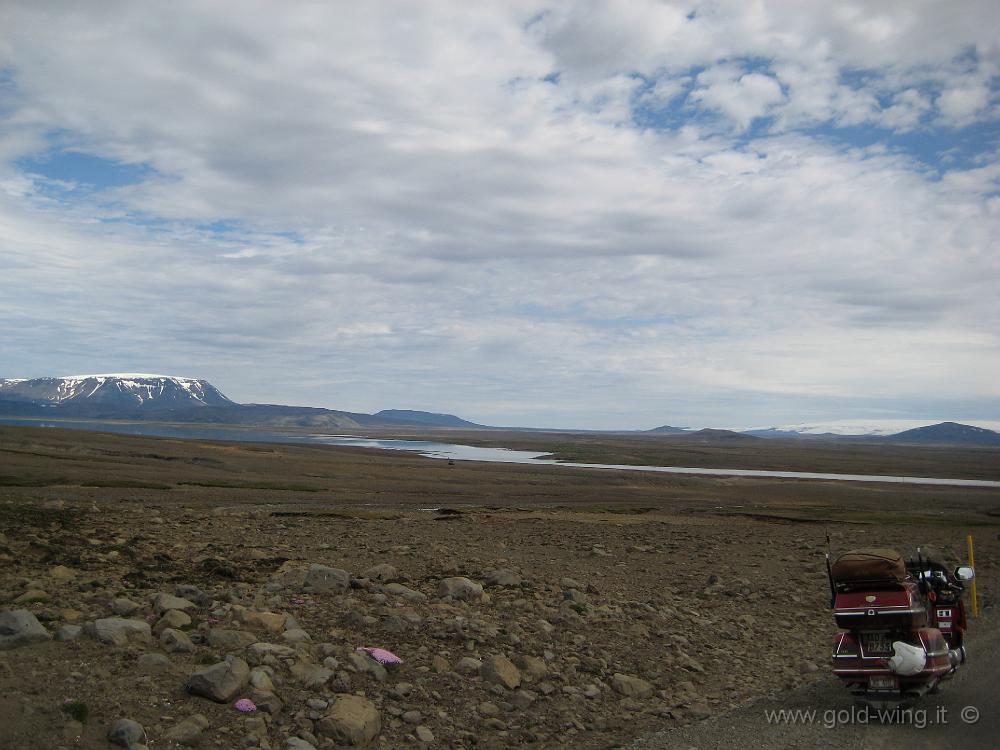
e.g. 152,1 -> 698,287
1,426 -> 997,749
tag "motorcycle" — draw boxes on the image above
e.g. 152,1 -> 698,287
827,546 -> 974,708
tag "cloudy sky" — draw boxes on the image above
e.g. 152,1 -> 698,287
1,1 -> 998,429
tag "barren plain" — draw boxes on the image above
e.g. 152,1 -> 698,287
1,424 -> 998,749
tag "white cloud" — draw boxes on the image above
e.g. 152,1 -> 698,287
690,68 -> 785,130
0,1 -> 998,428
938,83 -> 992,124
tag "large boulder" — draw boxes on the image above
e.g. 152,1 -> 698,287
316,695 -> 381,746
303,564 -> 350,594
186,657 -> 250,702
0,609 -> 51,650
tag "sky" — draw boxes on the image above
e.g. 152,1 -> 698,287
1,1 -> 998,430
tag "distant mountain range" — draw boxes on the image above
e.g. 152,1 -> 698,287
0,374 -> 468,429
2,374 -> 999,445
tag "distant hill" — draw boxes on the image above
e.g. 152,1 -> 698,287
374,410 -> 485,428
887,422 -> 1000,445
690,428 -> 759,441
645,425 -> 689,434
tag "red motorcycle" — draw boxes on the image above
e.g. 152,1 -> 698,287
827,546 -> 974,708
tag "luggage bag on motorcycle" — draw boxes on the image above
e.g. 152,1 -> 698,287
832,548 -> 906,586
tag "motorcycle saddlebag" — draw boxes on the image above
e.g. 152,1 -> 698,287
832,548 -> 906,586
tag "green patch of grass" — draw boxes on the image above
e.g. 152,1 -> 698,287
0,474 -> 65,487
81,479 -> 172,489
717,507 -> 1000,527
0,501 -> 87,533
61,700 -> 89,724
178,480 -> 322,492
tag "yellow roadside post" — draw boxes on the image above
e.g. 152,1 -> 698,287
967,534 -> 978,618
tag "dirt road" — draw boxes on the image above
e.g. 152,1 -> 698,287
632,615 -> 999,749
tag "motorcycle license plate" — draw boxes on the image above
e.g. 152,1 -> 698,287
861,632 -> 892,655
869,676 -> 899,691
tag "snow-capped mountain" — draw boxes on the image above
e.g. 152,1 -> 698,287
0,374 -> 233,410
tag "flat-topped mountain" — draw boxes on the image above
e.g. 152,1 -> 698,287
0,374 -> 232,411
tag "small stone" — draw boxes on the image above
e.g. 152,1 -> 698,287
612,673 -> 653,699
430,655 -> 450,673
478,702 -> 500,717
89,617 -> 152,646
362,564 -> 397,582
107,718 -> 146,747
315,694 -> 381,746
55,624 -> 83,642
383,583 -> 427,603
512,689 -> 538,708
249,667 -> 276,692
302,564 -> 350,594
485,569 -> 521,587
290,660 -> 333,689
234,608 -> 287,633
161,627 -> 195,653
415,725 -> 434,743
286,738 -> 317,750
186,657 -> 250,702
0,610 -> 51,650
687,701 -> 712,720
389,682 -> 412,699
480,655 -> 521,689
163,713 -> 210,746
515,655 -> 548,679
281,628 -> 311,644
248,687 -> 283,716
402,710 -> 422,725
153,592 -> 196,614
207,628 -> 257,650
437,577 -> 484,601
454,657 -> 482,675
111,598 -> 142,617
49,565 -> 78,580
153,608 -> 191,634
246,642 -> 296,664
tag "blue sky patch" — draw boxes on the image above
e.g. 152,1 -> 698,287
17,150 -> 154,191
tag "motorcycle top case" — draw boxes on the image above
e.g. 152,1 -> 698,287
832,548 -> 906,587
834,582 -> 929,630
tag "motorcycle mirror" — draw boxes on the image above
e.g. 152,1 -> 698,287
955,566 -> 975,581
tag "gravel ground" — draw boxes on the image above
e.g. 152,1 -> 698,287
631,612 -> 999,749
